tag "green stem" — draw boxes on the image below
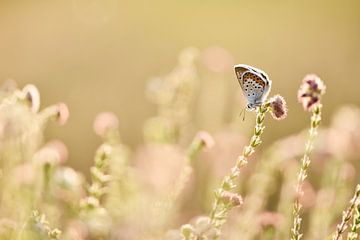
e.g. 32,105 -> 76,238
209,104 -> 270,232
291,104 -> 321,240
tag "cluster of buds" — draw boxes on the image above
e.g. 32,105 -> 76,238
180,217 -> 220,240
80,144 -> 112,212
93,112 -> 119,139
268,95 -> 288,120
297,74 -> 326,111
220,191 -> 244,207
31,210 -> 61,240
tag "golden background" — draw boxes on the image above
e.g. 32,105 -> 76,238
0,0 -> 359,171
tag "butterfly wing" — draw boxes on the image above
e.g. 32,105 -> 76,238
254,78 -> 272,105
242,71 -> 266,105
234,64 -> 252,88
235,64 -> 272,107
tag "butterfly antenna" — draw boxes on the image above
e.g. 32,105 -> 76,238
238,107 -> 246,121
242,108 -> 246,121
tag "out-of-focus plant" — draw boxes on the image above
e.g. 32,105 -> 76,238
1,50 -> 360,240
144,47 -> 199,143
291,74 -> 326,240
332,184 -> 360,240
347,198 -> 360,240
205,96 -> 287,239
29,210 -> 61,240
171,74 -> 288,239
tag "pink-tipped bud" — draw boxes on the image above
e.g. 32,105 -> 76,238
258,211 -> 283,228
56,102 -> 69,125
297,74 -> 326,111
268,95 -> 287,120
221,191 -> 243,207
93,112 -> 119,137
22,84 -> 40,113
45,140 -> 69,164
195,131 -> 215,150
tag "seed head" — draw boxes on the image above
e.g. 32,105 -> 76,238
298,74 -> 326,111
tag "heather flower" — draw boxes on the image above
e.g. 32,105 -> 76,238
208,104 -> 272,235
80,143 -> 112,215
34,146 -> 62,166
347,198 -> 360,240
269,94 -> 288,120
291,76 -> 325,240
332,184 -> 360,240
297,74 -> 326,111
259,211 -> 283,228
220,191 -> 243,207
33,140 -> 68,166
194,130 -> 215,151
56,102 -> 69,125
45,140 -> 69,164
93,112 -> 119,137
38,102 -> 69,126
31,210 -> 61,240
178,216 -> 220,239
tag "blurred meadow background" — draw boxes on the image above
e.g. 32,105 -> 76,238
1,0 -> 360,239
1,0 -> 359,170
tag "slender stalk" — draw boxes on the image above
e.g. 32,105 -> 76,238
164,134 -> 208,216
346,198 -> 360,240
234,142 -> 285,240
333,184 -> 360,240
209,103 -> 270,232
155,133 -> 212,239
291,104 -> 321,240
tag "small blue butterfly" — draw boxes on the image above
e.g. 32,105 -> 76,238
234,64 -> 272,111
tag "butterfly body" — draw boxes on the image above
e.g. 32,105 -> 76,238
234,64 -> 272,110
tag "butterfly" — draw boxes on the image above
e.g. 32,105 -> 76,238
234,64 -> 272,111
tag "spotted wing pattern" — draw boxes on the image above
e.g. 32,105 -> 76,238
234,64 -> 272,108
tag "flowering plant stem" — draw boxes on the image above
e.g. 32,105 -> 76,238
346,197 -> 360,240
291,104 -> 322,240
333,184 -> 360,240
164,136 -> 206,215
209,103 -> 270,232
